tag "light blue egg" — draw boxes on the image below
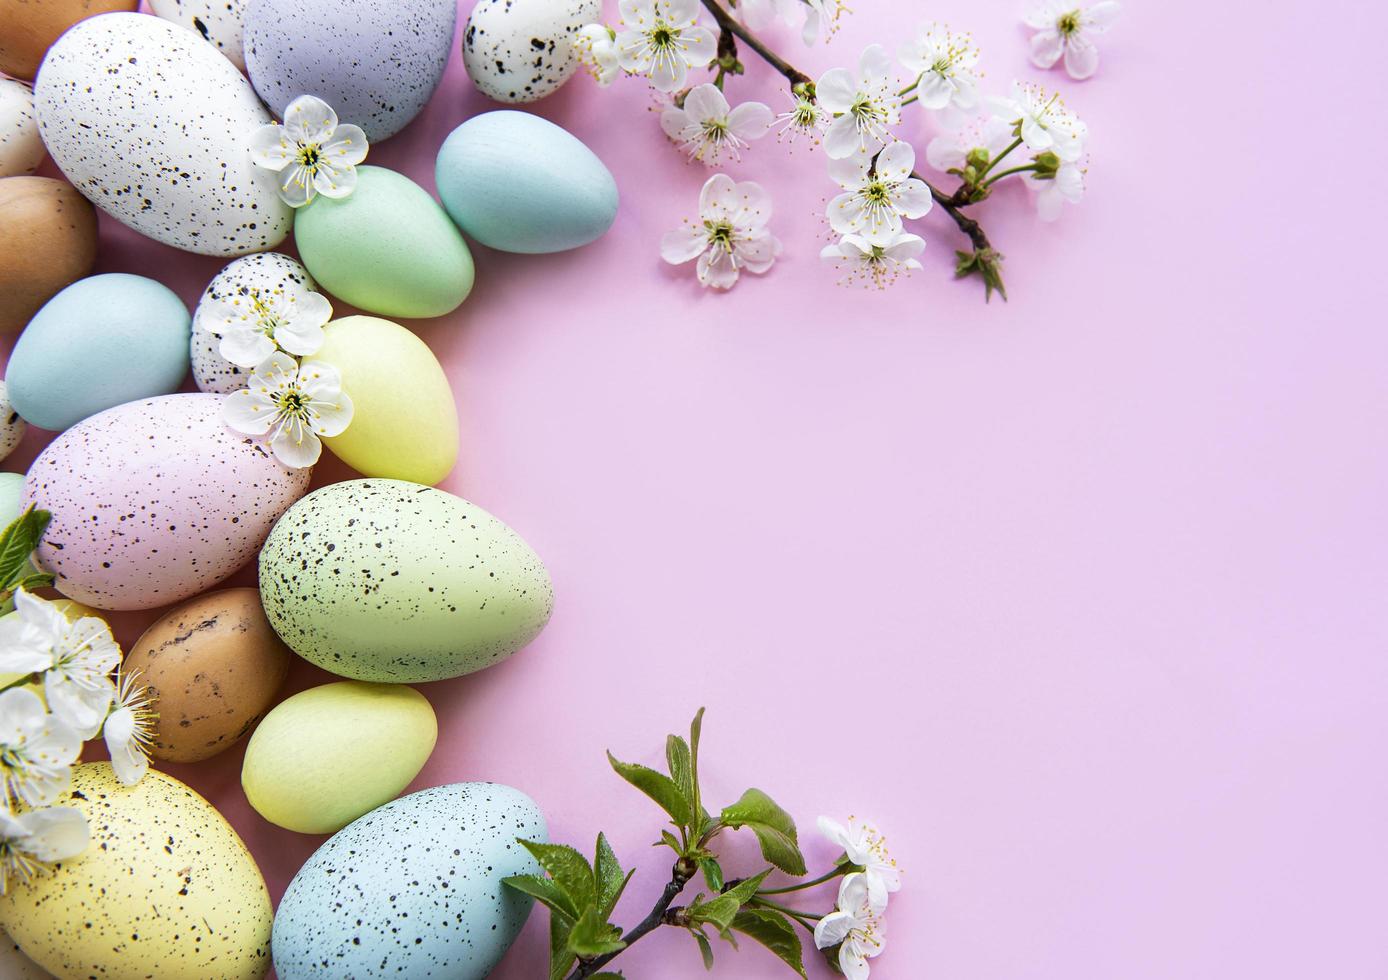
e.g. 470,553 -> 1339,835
0,472 -> 23,527
272,782 -> 546,980
7,274 -> 190,432
436,110 -> 618,254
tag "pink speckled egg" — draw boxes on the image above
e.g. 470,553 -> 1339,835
22,392 -> 311,610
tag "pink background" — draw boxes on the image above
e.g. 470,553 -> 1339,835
6,0 -> 1387,977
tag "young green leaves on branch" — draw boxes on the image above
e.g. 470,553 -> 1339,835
0,506 -> 55,611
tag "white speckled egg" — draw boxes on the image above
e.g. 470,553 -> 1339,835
191,253 -> 318,395
22,392 -> 311,610
149,0 -> 249,70
0,381 -> 25,464
244,0 -> 455,142
463,0 -> 600,104
272,782 -> 545,980
0,763 -> 273,980
34,12 -> 292,256
0,79 -> 44,177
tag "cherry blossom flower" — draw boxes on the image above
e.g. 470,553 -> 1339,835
661,84 -> 773,165
0,590 -> 118,739
816,44 -> 900,159
814,872 -> 888,980
738,0 -> 841,44
250,95 -> 368,208
898,23 -> 980,116
925,114 -> 1015,175
819,816 -> 903,906
0,806 -> 88,895
775,91 -> 829,143
0,688 -> 81,810
660,174 -> 780,290
1027,161 -> 1085,220
576,24 -> 622,86
224,352 -> 354,469
988,81 -> 1087,162
1024,2 -> 1120,80
199,281 -> 332,368
103,671 -> 156,787
615,0 -> 716,93
821,231 -> 925,288
826,141 -> 932,245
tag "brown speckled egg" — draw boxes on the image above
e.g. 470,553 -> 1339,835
23,392 -> 312,611
0,176 -> 97,333
0,762 -> 273,980
124,588 -> 291,763
0,0 -> 137,80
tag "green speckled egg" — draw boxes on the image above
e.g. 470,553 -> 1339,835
0,763 -> 272,980
258,479 -> 553,682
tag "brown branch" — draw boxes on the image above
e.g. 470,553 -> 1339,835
567,860 -> 695,980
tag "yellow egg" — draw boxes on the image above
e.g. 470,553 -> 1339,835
0,763 -> 272,980
306,315 -> 459,485
241,681 -> 437,834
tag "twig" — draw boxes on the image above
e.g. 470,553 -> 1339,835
567,861 -> 695,979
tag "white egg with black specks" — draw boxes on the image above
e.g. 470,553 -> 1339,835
463,0 -> 601,104
191,253 -> 319,395
0,79 -> 44,177
0,381 -> 25,464
272,782 -> 546,980
149,0 -> 250,70
34,12 -> 292,256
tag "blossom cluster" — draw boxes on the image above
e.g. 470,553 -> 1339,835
813,816 -> 903,979
0,592 -> 153,893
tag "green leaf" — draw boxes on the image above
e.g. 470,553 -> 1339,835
667,733 -> 694,807
593,833 -> 631,918
732,908 -> 808,978
567,907 -> 626,957
502,873 -> 580,921
0,507 -> 50,587
687,871 -> 769,932
10,571 -> 54,592
518,839 -> 596,912
719,790 -> 807,875
689,707 -> 706,826
548,912 -> 577,980
700,857 -> 724,892
608,751 -> 692,827
695,929 -> 715,970
658,829 -> 683,852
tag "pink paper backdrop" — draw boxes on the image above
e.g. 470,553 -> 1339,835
5,0 -> 1386,976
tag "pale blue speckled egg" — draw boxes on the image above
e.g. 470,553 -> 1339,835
272,782 -> 546,980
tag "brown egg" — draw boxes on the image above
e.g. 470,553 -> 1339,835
0,0 -> 138,80
0,176 -> 97,333
124,588 -> 292,763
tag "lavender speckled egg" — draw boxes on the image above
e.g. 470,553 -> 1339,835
23,392 -> 311,610
244,0 -> 455,142
0,381 -> 25,464
0,763 -> 273,980
0,79 -> 44,177
34,12 -> 293,256
191,253 -> 319,395
149,0 -> 249,70
463,0 -> 600,104
272,782 -> 545,980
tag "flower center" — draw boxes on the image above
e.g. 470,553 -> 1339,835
248,290 -> 284,336
651,24 -> 675,49
701,119 -> 730,143
297,143 -> 322,170
850,95 -> 882,124
705,220 -> 735,251
1057,11 -> 1080,35
864,181 -> 890,204
276,389 -> 310,418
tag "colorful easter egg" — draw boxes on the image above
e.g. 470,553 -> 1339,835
0,79 -> 44,177
191,253 -> 319,395
241,681 -> 437,834
8,274 -> 190,432
0,472 -> 23,525
0,177 -> 98,333
23,392 -> 311,610
259,479 -> 554,683
123,588 -> 291,763
304,316 -> 457,484
436,111 -> 618,253
244,0 -> 455,142
0,763 -> 272,980
34,12 -> 293,255
0,0 -> 137,81
294,166 -> 474,318
2,926 -> 53,979
149,0 -> 249,69
0,382 -> 25,464
463,0 -> 600,104
272,782 -> 545,980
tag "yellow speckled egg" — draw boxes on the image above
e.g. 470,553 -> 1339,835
0,763 -> 272,980
241,681 -> 437,834
305,316 -> 459,485
1,926 -> 52,978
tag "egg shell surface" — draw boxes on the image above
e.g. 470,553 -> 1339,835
8,273 -> 190,432
34,13 -> 293,255
294,165 -> 474,318
463,0 -> 600,104
243,0 -> 455,142
23,392 -> 312,610
2,927 -> 53,979
0,176 -> 98,333
0,381 -> 26,463
0,0 -> 137,80
272,782 -> 545,980
259,479 -> 554,682
241,680 -> 438,834
148,0 -> 249,69
305,315 -> 458,484
0,79 -> 45,177
0,763 -> 273,980
436,110 -> 619,254
124,587 -> 291,763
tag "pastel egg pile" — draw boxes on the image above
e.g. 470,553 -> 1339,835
0,1 -> 619,977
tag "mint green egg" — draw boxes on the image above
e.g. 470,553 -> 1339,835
0,473 -> 22,527
294,166 -> 474,319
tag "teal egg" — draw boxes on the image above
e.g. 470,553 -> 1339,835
7,274 -> 190,431
435,110 -> 618,254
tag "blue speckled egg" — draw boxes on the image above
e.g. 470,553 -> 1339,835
244,0 -> 455,142
8,273 -> 190,431
272,782 -> 546,980
436,110 -> 618,253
